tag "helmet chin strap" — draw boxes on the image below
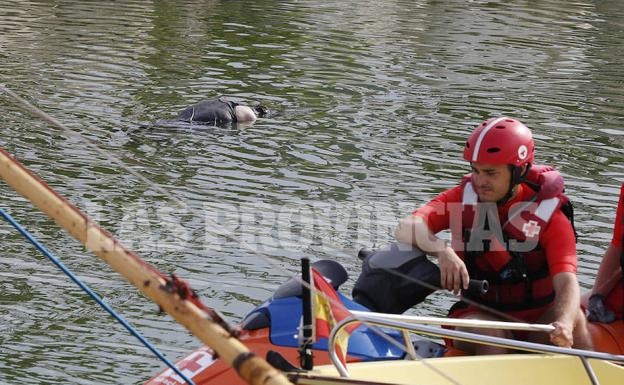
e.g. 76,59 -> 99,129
497,164 -> 531,206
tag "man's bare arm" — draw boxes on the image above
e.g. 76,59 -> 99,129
395,215 -> 469,293
549,271 -> 581,348
592,243 -> 623,297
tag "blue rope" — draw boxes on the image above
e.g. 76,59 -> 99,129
0,207 -> 197,385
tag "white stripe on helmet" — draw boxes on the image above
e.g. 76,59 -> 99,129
472,117 -> 508,162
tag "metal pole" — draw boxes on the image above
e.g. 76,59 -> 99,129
580,356 -> 600,385
328,313 -> 624,378
300,257 -> 314,370
351,310 -> 555,333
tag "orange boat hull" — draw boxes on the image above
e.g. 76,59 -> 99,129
145,328 -> 358,385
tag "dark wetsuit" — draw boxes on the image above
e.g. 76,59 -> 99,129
176,99 -> 240,125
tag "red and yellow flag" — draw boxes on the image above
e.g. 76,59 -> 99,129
312,268 -> 358,366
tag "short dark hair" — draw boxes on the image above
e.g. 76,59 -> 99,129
253,105 -> 269,117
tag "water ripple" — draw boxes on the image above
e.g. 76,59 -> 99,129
1,0 -> 623,383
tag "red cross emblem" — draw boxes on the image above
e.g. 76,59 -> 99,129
163,350 -> 215,384
518,145 -> 528,160
179,353 -> 204,373
522,220 -> 541,238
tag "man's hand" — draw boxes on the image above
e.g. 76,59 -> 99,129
437,247 -> 469,295
395,215 -> 469,295
587,294 -> 616,323
549,320 -> 574,348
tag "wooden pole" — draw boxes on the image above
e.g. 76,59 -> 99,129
0,147 -> 293,385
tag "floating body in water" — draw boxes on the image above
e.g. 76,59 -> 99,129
175,98 -> 268,126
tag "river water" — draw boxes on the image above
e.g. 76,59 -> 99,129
0,0 -> 622,384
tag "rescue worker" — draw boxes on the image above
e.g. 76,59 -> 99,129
395,117 -> 593,354
587,184 -> 623,323
176,97 -> 268,126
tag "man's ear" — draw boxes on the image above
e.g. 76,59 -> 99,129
513,163 -> 529,175
522,163 -> 531,174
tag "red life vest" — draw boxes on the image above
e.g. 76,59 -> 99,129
459,165 -> 572,311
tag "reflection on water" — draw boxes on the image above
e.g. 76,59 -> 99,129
1,0 -> 623,383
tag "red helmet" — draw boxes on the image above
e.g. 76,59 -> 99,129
463,117 -> 534,167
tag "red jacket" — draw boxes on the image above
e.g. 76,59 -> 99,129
414,166 -> 577,311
